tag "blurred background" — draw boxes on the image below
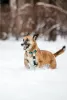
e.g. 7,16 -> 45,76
0,0 -> 67,41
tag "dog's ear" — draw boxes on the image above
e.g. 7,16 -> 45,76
33,34 -> 39,40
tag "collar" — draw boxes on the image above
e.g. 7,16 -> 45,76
29,50 -> 37,54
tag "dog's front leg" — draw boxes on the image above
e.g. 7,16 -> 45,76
24,59 -> 30,69
29,61 -> 37,69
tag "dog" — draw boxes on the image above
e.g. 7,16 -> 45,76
21,35 -> 66,69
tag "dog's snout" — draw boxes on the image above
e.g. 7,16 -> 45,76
21,40 -> 27,46
21,43 -> 24,46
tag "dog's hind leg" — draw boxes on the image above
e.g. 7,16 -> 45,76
50,60 -> 56,69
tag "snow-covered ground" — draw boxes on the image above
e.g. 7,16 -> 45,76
0,36 -> 67,100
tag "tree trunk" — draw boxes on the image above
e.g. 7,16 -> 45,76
49,0 -> 56,5
33,0 -> 40,5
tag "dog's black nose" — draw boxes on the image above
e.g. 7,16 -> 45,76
21,43 -> 24,46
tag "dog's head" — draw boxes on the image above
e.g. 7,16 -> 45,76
21,35 -> 38,51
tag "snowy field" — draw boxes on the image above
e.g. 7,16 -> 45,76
0,36 -> 67,100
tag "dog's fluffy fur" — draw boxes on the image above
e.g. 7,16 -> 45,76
21,35 -> 66,69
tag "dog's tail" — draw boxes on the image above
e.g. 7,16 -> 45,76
54,46 -> 66,57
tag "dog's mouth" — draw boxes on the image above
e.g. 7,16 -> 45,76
24,44 -> 30,50
21,43 -> 30,50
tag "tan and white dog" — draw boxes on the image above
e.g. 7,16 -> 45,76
21,35 -> 66,69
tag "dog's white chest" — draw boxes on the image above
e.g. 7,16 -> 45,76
28,56 -> 34,66
25,52 -> 38,68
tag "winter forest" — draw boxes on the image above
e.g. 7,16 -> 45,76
0,0 -> 67,100
0,0 -> 67,40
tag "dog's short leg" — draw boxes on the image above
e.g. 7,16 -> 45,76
50,60 -> 56,69
24,59 -> 30,69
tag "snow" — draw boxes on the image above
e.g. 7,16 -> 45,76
19,3 -> 32,11
0,36 -> 67,100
